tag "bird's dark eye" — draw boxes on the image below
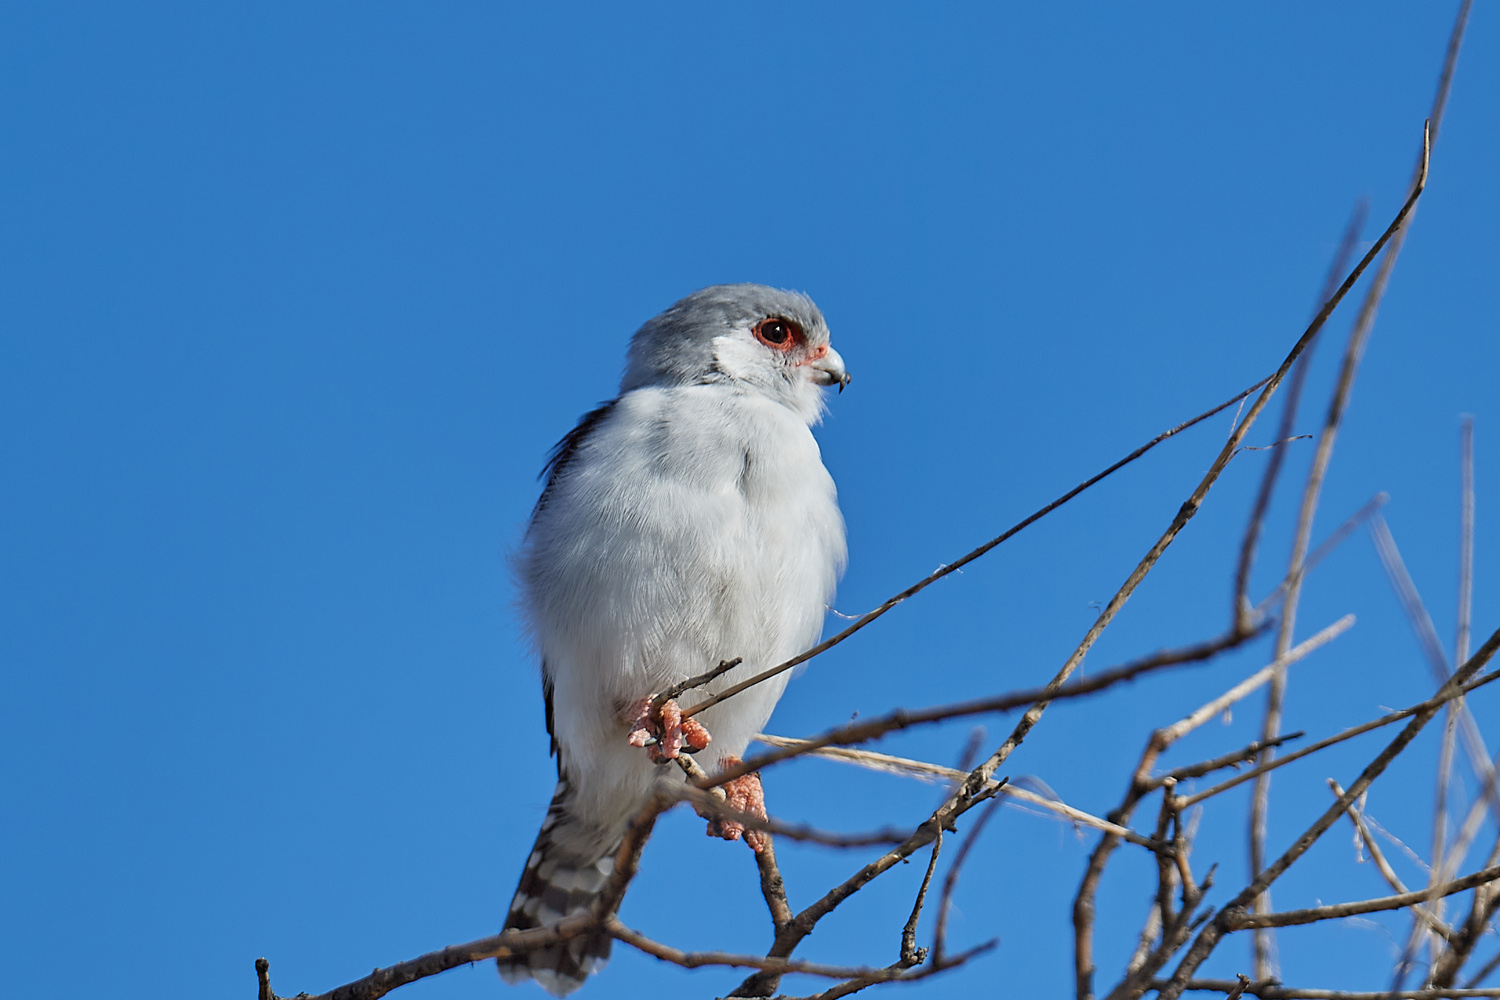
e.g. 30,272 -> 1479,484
753,317 -> 802,352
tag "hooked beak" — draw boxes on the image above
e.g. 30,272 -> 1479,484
809,346 -> 851,393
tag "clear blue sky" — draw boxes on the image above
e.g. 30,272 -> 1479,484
3,4 -> 1497,997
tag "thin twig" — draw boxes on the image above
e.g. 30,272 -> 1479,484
1226,975 -> 1255,1000
681,377 -> 1273,721
1369,512 -> 1500,823
753,735 -> 1158,847
1225,864 -> 1500,929
673,789 -> 905,848
608,917 -> 941,979
1249,98 -> 1446,983
900,837 -> 942,967
1329,779 -> 1454,941
933,792 -> 1004,964
1178,666 -> 1500,810
1157,625 -> 1500,1000
1234,198 -> 1368,628
1154,732 -> 1307,787
1072,618 -> 1353,1000
712,628 -> 1271,791
1158,980 -> 1500,999
762,940 -> 999,1000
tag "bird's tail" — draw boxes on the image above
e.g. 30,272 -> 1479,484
498,777 -> 618,996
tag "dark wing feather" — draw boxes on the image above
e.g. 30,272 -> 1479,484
532,404 -> 615,776
542,670 -> 559,772
531,401 -> 616,519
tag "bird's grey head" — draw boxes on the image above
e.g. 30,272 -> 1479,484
620,284 -> 850,422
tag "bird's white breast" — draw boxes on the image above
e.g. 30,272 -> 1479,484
520,383 -> 845,802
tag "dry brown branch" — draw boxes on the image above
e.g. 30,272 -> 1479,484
1442,421 -> 1477,979
680,376 -> 1274,721
1072,618 -> 1353,1000
1458,417 -> 1476,667
1155,732 -> 1307,786
1329,779 -> 1454,942
753,735 -> 1157,847
1125,900 -> 1165,981
1224,865 -> 1500,929
932,793 -> 1003,964
728,628 -> 1275,995
899,837 -> 942,967
671,763 -> 906,849
759,940 -> 1000,1000
607,917 -> 927,979
255,16 -> 1480,1000
712,627 -> 1271,792
1178,666 -> 1500,809
1247,9 -> 1465,961
1155,626 -> 1500,1000
1159,980 -> 1500,999
1234,198 -> 1368,629
1368,511 -> 1500,826
1251,179 -> 1411,981
1225,976 -> 1256,1000
1432,849 -> 1500,985
1158,618 -> 1354,749
1365,506 -> 1498,986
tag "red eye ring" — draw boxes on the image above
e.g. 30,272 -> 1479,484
753,317 -> 803,353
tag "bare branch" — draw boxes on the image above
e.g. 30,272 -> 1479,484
1179,665 -> 1500,810
1158,617 -> 1353,749
1225,865 -> 1500,929
681,377 -> 1274,721
1073,618 -> 1353,1000
654,656 -> 743,710
1155,732 -> 1306,787
1328,779 -> 1453,942
753,736 -> 1157,847
1159,980 -> 1500,999
933,792 -> 1004,964
900,837 -> 942,967
765,940 -> 999,1000
1234,198 -> 1368,628
608,917 -> 933,979
1158,624 -> 1500,1000
714,627 -> 1270,792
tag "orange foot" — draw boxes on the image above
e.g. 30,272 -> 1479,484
707,757 -> 769,853
625,697 -> 711,763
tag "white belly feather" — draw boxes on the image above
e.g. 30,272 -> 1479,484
518,384 -> 846,834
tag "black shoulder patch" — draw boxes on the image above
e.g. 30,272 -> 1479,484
542,670 -> 559,774
531,401 -> 616,518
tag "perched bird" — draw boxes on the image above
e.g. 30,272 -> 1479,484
500,284 -> 850,995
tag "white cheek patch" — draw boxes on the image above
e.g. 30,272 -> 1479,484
711,335 -> 769,381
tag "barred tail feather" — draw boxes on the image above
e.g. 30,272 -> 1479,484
498,778 -> 617,996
